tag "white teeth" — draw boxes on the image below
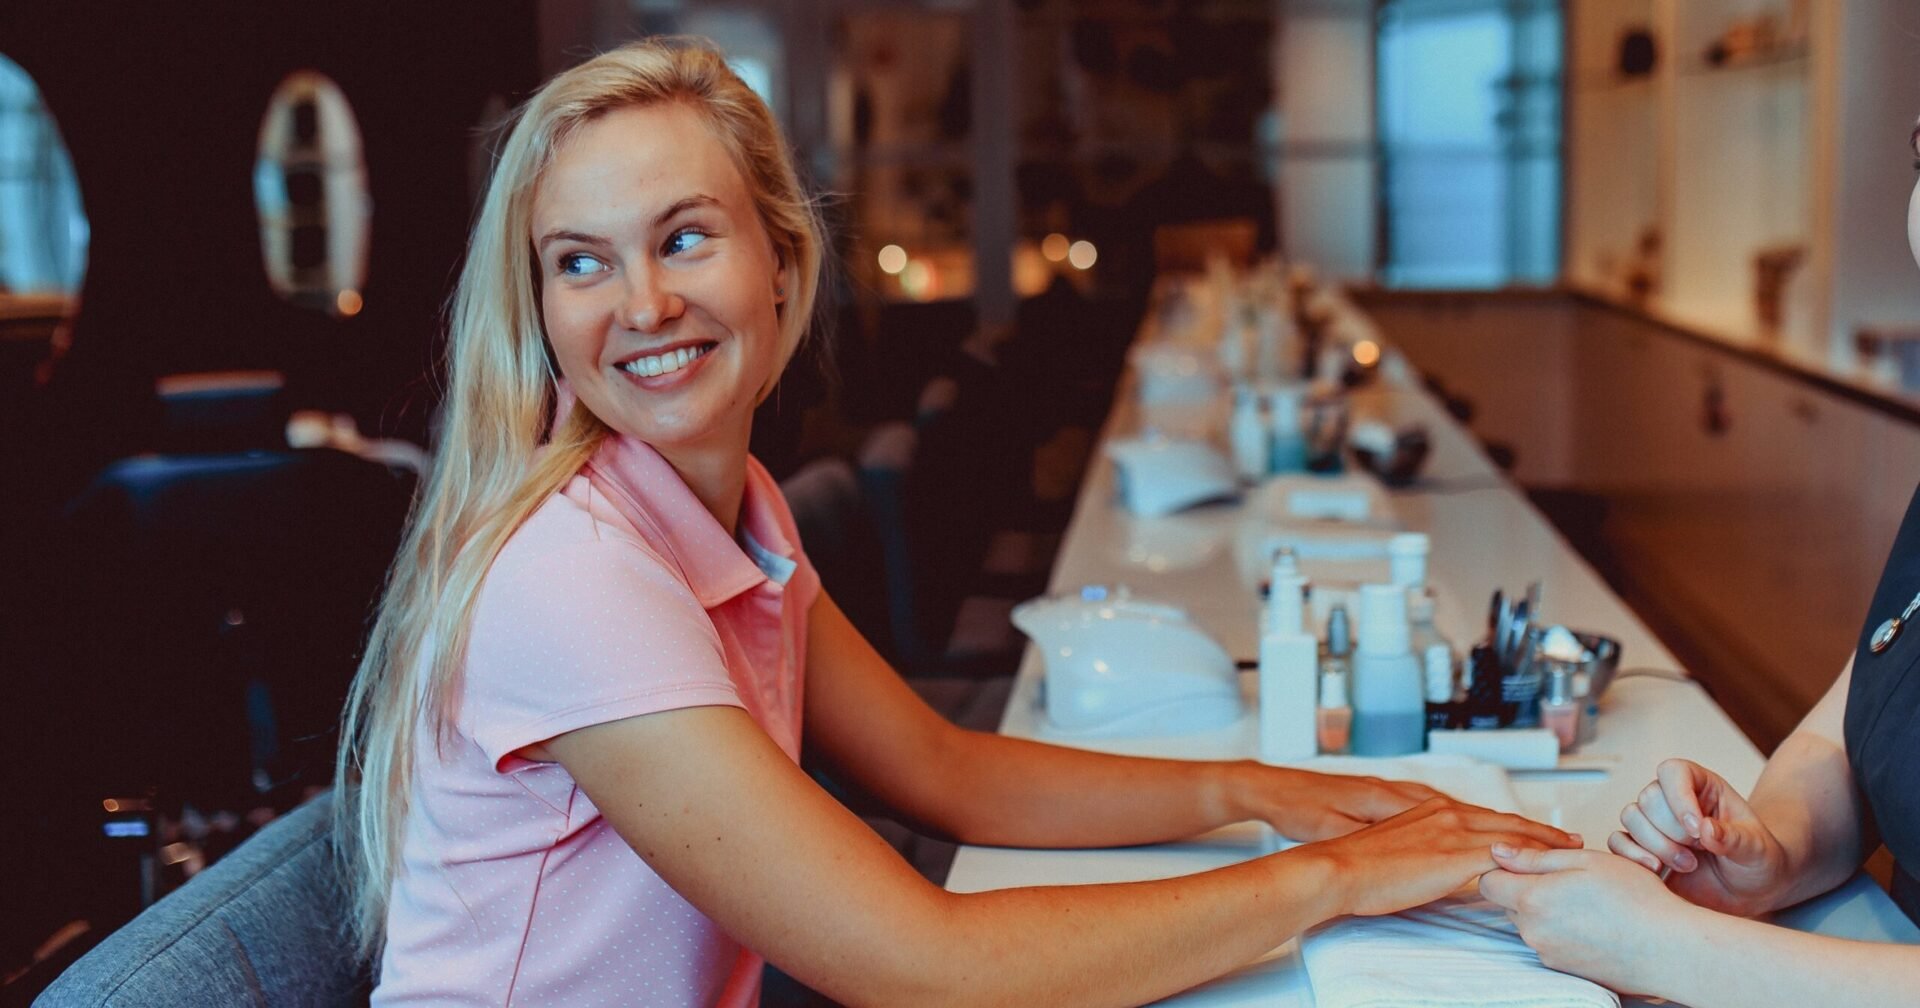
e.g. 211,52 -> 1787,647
623,344 -> 711,377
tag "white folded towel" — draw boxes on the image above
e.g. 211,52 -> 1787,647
1300,894 -> 1619,1008
1295,755 -> 1618,1008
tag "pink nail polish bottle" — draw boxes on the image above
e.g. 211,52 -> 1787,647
1540,662 -> 1580,752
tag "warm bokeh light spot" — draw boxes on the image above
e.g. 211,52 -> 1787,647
1041,232 -> 1070,262
900,260 -> 934,299
1068,239 -> 1097,270
877,244 -> 909,275
1353,339 -> 1381,367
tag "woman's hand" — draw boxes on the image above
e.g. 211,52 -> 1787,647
1240,765 -> 1444,842
1610,758 -> 1791,915
1480,846 -> 1700,996
1301,797 -> 1581,917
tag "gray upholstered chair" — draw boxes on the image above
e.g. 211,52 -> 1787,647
35,793 -> 370,1007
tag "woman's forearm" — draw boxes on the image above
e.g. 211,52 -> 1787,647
906,849 -> 1340,1008
1646,904 -> 1920,1008
924,728 -> 1256,848
1744,702 -> 1869,912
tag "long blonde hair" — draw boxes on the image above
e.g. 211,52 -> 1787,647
334,38 -> 824,960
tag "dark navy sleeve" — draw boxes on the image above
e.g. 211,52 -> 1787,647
1845,482 -> 1920,924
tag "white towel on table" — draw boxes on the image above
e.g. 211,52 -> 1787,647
1300,894 -> 1619,1008
1295,755 -> 1618,1008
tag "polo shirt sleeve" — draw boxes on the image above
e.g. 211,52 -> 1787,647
460,535 -> 743,774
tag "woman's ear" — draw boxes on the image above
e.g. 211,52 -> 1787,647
773,243 -> 790,306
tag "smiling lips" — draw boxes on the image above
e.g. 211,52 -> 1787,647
619,341 -> 716,378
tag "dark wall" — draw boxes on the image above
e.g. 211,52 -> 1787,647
0,0 -> 541,498
0,2 -> 543,962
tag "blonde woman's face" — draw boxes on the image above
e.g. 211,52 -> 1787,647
532,102 -> 788,461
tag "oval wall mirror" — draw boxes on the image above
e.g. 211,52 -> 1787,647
255,70 -> 370,318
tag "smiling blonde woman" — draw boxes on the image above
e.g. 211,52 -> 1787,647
335,38 -> 1574,1007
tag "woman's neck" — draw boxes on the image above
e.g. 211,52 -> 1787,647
653,429 -> 752,536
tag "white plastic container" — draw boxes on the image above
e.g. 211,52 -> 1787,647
1350,583 -> 1426,756
1258,553 -> 1319,762
1229,385 -> 1269,483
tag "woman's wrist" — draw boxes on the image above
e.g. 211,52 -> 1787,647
1625,898 -> 1725,1000
1211,759 -> 1273,826
1268,843 -> 1350,924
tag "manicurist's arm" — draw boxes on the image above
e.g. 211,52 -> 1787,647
1652,905 -> 1920,1008
1732,659 -> 1873,907
801,590 -> 1443,849
1483,845 -> 1920,1008
545,698 -> 1575,1008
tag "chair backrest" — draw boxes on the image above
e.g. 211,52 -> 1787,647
35,794 -> 370,1008
42,448 -> 415,803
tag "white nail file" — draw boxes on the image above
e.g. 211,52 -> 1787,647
1424,728 -> 1561,770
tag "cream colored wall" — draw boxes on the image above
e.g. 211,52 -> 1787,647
1823,1 -> 1920,360
1359,294 -> 1579,486
1566,0 -> 1920,365
1367,291 -> 1920,747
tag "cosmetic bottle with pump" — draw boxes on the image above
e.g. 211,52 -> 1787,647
1229,385 -> 1269,483
1259,562 -> 1318,763
1350,583 -> 1426,756
1264,546 -> 1306,626
1266,384 -> 1308,474
1317,605 -> 1353,754
1389,532 -> 1430,591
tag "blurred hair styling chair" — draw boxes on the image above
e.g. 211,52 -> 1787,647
33,793 -> 370,1007
24,447 -> 414,940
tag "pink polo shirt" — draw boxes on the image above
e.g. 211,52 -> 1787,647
373,435 -> 818,1007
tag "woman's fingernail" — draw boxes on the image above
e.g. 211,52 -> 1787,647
1568,833 -> 1584,846
1673,850 -> 1697,871
1683,813 -> 1701,836
1492,842 -> 1518,858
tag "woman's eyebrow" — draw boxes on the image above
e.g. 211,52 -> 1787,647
537,228 -> 611,252
655,194 -> 721,226
536,195 -> 722,252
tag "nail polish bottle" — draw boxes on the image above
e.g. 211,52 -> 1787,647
1539,661 -> 1580,752
1317,605 -> 1353,754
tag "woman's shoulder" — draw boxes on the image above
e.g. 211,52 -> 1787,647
484,475 -> 690,607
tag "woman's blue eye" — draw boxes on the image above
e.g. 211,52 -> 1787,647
559,253 -> 606,276
664,229 -> 709,256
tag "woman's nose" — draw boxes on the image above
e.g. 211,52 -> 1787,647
624,265 -> 686,332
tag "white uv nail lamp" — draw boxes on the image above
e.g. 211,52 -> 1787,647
1104,436 -> 1239,517
1012,586 -> 1245,737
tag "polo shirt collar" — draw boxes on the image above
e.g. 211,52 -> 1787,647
582,434 -> 795,608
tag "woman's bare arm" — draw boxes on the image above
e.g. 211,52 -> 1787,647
801,591 -> 1443,849
546,703 -> 1575,1008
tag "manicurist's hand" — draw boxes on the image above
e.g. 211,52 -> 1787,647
1481,845 -> 1700,996
1302,797 -> 1581,917
1242,767 -> 1443,842
1610,758 -> 1790,914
